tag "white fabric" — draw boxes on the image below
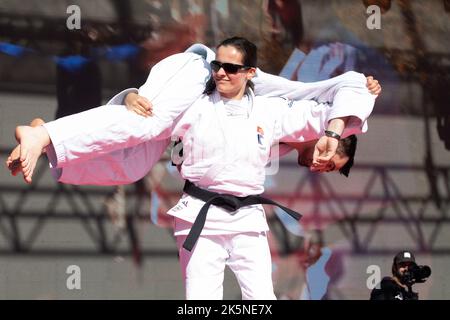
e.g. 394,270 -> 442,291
164,87 -> 372,235
176,231 -> 276,300
50,84 -> 169,185
107,88 -> 139,106
254,68 -> 369,102
48,139 -> 169,185
184,43 -> 216,63
44,51 -> 210,167
222,95 -> 251,118
170,194 -> 269,236
168,90 -> 371,196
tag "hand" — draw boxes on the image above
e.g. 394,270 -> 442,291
124,92 -> 153,117
366,76 -> 382,96
311,135 -> 339,172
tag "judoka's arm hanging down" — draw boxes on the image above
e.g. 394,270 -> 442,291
273,72 -> 376,170
312,117 -> 348,169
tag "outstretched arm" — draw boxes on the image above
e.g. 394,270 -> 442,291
274,74 -> 376,170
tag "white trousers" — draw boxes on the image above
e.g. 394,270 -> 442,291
176,232 -> 276,300
44,51 -> 210,168
46,138 -> 170,185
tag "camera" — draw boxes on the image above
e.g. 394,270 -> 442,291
370,251 -> 431,300
401,264 -> 432,285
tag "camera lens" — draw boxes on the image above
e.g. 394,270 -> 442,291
411,264 -> 431,280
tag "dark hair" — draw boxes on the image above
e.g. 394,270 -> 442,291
391,261 -> 397,277
337,135 -> 357,177
204,36 -> 257,95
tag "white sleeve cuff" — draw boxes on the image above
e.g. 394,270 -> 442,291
106,88 -> 139,105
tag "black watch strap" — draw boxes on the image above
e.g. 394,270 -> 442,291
325,130 -> 341,140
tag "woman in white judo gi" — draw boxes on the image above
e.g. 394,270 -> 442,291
157,36 -> 375,299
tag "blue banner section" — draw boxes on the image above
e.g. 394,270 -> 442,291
1,41 -> 140,70
0,42 -> 33,57
101,44 -> 140,61
53,55 -> 91,71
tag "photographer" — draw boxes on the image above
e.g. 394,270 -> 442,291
370,251 -> 431,300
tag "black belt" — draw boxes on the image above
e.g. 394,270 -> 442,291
181,180 -> 302,251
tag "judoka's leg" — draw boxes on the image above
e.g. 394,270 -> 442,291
10,52 -> 209,183
45,52 -> 209,167
13,122 -> 50,183
50,139 -> 170,186
254,69 -> 380,101
6,118 -> 45,178
8,120 -> 170,185
176,234 -> 228,300
227,231 -> 277,300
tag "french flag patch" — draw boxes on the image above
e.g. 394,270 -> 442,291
257,126 -> 265,148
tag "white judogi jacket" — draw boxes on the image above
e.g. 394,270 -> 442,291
45,44 -> 375,185
163,88 -> 372,235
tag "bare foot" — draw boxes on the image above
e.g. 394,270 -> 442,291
6,118 -> 45,178
14,122 -> 50,184
29,118 -> 45,127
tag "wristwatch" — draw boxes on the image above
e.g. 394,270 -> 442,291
324,130 -> 341,140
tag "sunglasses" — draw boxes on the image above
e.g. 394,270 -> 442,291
210,60 -> 251,74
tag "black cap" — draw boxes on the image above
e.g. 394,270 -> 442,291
393,251 -> 416,265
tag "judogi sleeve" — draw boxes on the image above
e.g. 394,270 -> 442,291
271,75 -> 376,143
43,52 -> 210,168
107,88 -> 139,105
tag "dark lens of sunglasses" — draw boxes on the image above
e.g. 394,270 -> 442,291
222,63 -> 240,73
211,61 -> 221,72
211,61 -> 241,74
